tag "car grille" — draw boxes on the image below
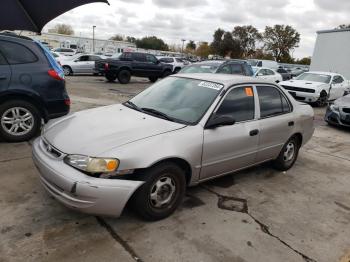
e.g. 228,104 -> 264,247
343,108 -> 350,114
281,85 -> 315,93
42,139 -> 63,158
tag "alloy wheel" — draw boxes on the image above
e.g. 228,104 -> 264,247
1,107 -> 34,136
149,176 -> 176,208
283,142 -> 295,162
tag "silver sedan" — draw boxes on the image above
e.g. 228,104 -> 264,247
61,54 -> 105,76
32,74 -> 315,220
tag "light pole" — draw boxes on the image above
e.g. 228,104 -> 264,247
92,25 -> 96,53
181,39 -> 186,55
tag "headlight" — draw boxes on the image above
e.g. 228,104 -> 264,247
330,104 -> 339,112
64,155 -> 119,173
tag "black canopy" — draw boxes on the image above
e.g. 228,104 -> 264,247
0,0 -> 109,33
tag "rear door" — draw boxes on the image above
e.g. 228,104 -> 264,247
0,50 -> 11,90
72,55 -> 90,73
145,54 -> 163,76
201,86 -> 259,180
255,85 -> 295,162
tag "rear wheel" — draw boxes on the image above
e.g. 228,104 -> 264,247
62,66 -> 72,76
117,70 -> 131,84
0,100 -> 41,142
149,76 -> 158,83
273,136 -> 300,171
131,162 -> 186,221
105,73 -> 117,82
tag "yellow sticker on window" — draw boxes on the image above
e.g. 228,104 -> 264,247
245,87 -> 253,97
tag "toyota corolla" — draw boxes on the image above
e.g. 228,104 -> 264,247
32,74 -> 314,220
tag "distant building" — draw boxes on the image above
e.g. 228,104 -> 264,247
311,28 -> 350,79
21,32 -> 136,55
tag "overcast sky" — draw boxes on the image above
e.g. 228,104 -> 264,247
44,0 -> 350,58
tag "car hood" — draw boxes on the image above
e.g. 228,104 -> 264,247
280,80 -> 329,90
335,94 -> 350,105
43,104 -> 186,156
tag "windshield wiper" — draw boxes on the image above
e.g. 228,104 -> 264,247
123,101 -> 142,111
141,107 -> 175,121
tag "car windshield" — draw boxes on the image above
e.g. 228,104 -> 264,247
296,73 -> 331,84
180,64 -> 221,74
128,77 -> 223,124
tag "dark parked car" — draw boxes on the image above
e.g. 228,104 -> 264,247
277,68 -> 292,81
0,33 -> 70,142
95,52 -> 173,84
179,60 -> 254,76
325,94 -> 350,128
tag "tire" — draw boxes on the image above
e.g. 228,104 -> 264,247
0,100 -> 41,142
273,136 -> 301,171
105,73 -> 117,82
174,67 -> 181,74
117,70 -> 131,84
131,162 -> 186,221
162,70 -> 172,78
148,76 -> 158,83
62,66 -> 72,76
316,91 -> 328,107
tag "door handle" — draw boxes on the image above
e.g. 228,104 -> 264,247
288,121 -> 294,126
0,75 -> 7,80
249,129 -> 259,136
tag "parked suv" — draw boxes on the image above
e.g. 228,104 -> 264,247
0,33 -> 70,142
95,52 -> 173,84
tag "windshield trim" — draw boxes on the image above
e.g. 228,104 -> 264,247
126,76 -> 226,126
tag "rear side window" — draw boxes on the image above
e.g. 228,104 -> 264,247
159,58 -> 173,63
0,41 -> 37,64
146,54 -> 157,63
216,86 -> 255,122
132,53 -> 146,62
257,86 -> 291,118
216,65 -> 231,74
0,52 -> 7,65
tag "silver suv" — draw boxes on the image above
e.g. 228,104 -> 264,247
32,74 -> 314,220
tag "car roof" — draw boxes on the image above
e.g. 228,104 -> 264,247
304,71 -> 338,76
0,32 -> 33,42
172,73 -> 272,87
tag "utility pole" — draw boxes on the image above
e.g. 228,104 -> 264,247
92,25 -> 96,53
181,39 -> 186,55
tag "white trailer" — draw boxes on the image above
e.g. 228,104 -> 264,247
311,28 -> 350,79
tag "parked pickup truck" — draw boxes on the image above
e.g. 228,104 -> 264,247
95,52 -> 173,84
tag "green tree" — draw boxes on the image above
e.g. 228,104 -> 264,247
221,32 -> 242,58
196,42 -> 211,58
296,57 -> 311,65
110,35 -> 124,41
126,36 -> 136,43
210,28 -> 225,56
263,25 -> 300,62
135,36 -> 168,51
232,25 -> 262,58
186,40 -> 196,50
52,24 -> 74,35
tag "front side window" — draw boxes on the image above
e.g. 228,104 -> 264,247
216,86 -> 255,122
257,86 -> 290,118
231,64 -> 244,75
0,41 -> 37,64
129,77 -> 223,124
332,76 -> 344,84
146,54 -> 157,63
78,55 -> 89,61
265,69 -> 275,75
217,65 -> 231,74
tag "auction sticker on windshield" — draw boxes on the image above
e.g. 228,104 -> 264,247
198,81 -> 224,90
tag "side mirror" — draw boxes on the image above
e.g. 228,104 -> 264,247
205,115 -> 235,129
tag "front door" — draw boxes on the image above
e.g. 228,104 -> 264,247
329,76 -> 346,100
201,86 -> 259,180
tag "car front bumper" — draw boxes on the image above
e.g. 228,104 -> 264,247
286,91 -> 319,103
32,137 -> 144,217
325,107 -> 350,127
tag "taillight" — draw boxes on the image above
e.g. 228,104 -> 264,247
104,63 -> 109,70
48,69 -> 64,81
64,98 -> 71,106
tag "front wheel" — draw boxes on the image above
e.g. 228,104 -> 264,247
162,70 -> 172,78
0,100 -> 41,142
117,70 -> 131,84
273,136 -> 300,171
131,162 -> 186,221
62,66 -> 72,76
148,76 -> 158,83
316,91 -> 328,107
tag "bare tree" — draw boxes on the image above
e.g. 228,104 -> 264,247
52,24 -> 74,35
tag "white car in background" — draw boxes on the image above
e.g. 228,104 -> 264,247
61,54 -> 105,76
52,48 -> 76,56
51,52 -> 66,64
280,71 -> 349,106
248,59 -> 279,70
253,67 -> 283,83
157,56 -> 186,73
